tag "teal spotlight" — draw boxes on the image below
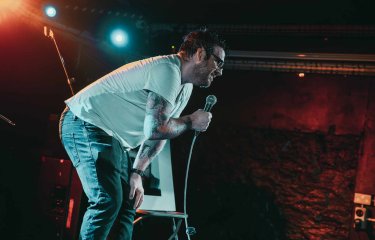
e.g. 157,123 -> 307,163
45,5 -> 57,18
110,29 -> 129,48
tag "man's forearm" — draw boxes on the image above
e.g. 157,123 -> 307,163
144,91 -> 194,140
147,115 -> 192,140
132,139 -> 167,171
144,91 -> 210,140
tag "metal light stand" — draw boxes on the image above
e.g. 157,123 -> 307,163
44,26 -> 75,96
44,26 -> 75,240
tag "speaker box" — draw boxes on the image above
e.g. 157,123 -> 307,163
38,156 -> 83,240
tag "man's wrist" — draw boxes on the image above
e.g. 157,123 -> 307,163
131,168 -> 145,177
183,115 -> 193,130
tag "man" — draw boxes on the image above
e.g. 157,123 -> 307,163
59,29 -> 225,239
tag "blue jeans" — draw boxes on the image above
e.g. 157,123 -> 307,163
59,107 -> 136,240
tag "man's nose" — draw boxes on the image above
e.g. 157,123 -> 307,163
214,68 -> 223,77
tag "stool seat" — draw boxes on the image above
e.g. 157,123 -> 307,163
136,209 -> 187,219
134,209 -> 187,240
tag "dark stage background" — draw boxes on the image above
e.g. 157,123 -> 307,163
1,0 -> 375,239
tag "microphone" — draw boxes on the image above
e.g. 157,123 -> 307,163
195,95 -> 217,136
203,95 -> 217,112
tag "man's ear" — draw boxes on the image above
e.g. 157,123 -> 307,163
194,47 -> 205,63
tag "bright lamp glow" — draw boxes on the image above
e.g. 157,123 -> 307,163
44,5 -> 57,18
110,29 -> 128,47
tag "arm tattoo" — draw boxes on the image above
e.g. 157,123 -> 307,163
145,91 -> 171,134
144,91 -> 191,139
133,140 -> 166,171
138,144 -> 151,160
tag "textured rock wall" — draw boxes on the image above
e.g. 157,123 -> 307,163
164,71 -> 373,240
172,126 -> 360,240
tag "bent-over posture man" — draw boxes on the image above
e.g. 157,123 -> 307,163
59,29 -> 226,239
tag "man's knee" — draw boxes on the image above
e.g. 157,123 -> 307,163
92,194 -> 123,220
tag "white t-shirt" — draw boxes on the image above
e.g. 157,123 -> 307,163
65,54 -> 193,150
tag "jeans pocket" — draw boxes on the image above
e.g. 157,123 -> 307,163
61,133 -> 81,167
83,121 -> 103,133
83,122 -> 112,144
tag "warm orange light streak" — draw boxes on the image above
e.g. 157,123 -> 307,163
0,0 -> 23,22
66,199 -> 74,229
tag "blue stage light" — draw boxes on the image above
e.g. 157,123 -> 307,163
110,29 -> 128,48
45,6 -> 57,18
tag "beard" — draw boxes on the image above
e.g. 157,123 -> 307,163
193,62 -> 212,88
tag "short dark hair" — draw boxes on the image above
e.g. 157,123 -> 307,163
179,28 -> 226,59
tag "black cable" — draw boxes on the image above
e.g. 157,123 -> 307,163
167,132 -> 198,240
173,95 -> 217,239
183,134 -> 198,240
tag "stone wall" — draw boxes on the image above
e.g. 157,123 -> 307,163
171,126 -> 360,239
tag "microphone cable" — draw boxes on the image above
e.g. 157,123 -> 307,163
169,95 -> 216,240
183,133 -> 198,240
167,133 -> 197,240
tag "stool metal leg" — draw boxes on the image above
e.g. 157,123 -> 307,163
168,218 -> 183,240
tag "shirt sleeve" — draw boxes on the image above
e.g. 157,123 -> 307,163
171,84 -> 193,118
144,63 -> 181,107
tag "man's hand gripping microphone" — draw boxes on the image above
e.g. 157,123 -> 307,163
194,95 -> 217,137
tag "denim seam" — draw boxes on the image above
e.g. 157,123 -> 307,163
83,124 -> 114,225
82,126 -> 95,166
71,133 -> 82,166
80,158 -> 104,240
83,213 -> 94,240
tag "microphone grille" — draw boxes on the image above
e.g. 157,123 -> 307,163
206,95 -> 217,105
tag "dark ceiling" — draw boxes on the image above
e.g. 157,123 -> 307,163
43,0 -> 375,24
23,0 -> 373,59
